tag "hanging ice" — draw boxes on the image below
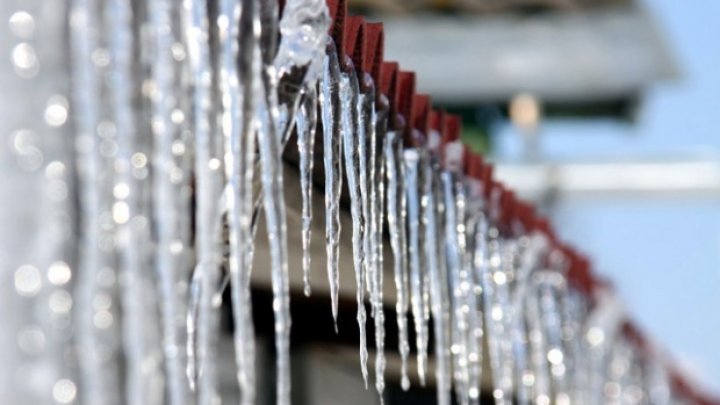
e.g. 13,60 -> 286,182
340,61 -> 369,387
319,41 -> 343,328
464,179 -> 485,405
479,187 -> 515,405
108,0 -> 164,403
256,12 -> 293,402
364,80 -> 386,398
404,148 -> 429,386
3,1 -> 698,404
261,0 -> 332,273
274,0 -> 330,84
384,131 -> 411,390
275,0 -> 330,146
441,171 -> 470,404
216,0 -> 263,404
423,151 -> 452,405
297,88 -> 318,296
513,235 -> 550,405
71,0 -> 124,402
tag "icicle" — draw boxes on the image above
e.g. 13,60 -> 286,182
441,171 -> 470,405
108,0 -> 164,403
71,0 -> 124,402
533,268 -> 570,404
257,97 -> 292,405
366,82 -> 386,399
418,155 -> 432,369
561,288 -> 591,405
274,0 -> 329,81
257,6 -> 293,400
584,291 -> 625,405
509,235 -> 550,403
462,181 -> 484,405
297,88 -> 318,296
424,157 -> 452,405
214,0 -> 264,404
340,59 -> 369,387
146,0 -> 197,401
319,41 -> 342,328
479,184 -> 515,405
181,0 -> 226,403
384,131 -> 411,390
456,179 -> 483,405
275,0 -> 330,146
358,88 -> 372,304
506,241 -> 532,405
404,148 -> 429,386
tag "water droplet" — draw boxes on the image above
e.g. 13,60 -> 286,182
113,201 -> 130,224
52,379 -> 77,404
8,11 -> 35,39
48,261 -> 72,285
131,152 -> 147,168
493,271 -> 507,285
171,42 -> 186,61
49,290 -> 73,314
44,95 -> 69,127
587,327 -> 605,346
12,129 -> 37,153
45,161 -> 66,179
171,109 -> 185,124
547,348 -> 563,365
169,240 -> 183,254
208,158 -> 221,171
113,183 -> 130,199
14,265 -> 41,297
11,42 -> 38,77
171,140 -> 186,155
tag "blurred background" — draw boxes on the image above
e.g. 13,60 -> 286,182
352,0 -> 720,397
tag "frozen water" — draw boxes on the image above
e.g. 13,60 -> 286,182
384,131 -> 411,390
297,88 -> 318,297
340,63 -> 369,387
319,41 -> 343,329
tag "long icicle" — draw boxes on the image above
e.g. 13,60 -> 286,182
256,2 -> 293,400
319,40 -> 343,329
71,0 -> 124,402
221,0 -> 260,403
478,183 -> 514,405
464,178 -> 487,405
385,131 -> 411,390
109,0 -> 164,402
455,178 -> 481,405
366,81 -> 386,399
147,0 -> 196,402
404,148 -> 428,386
340,58 -> 369,387
183,0 -> 226,402
424,156 -> 452,405
442,171 -> 470,405
254,0 -> 329,305
297,88 -> 318,296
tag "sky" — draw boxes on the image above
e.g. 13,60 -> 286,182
494,0 -> 720,395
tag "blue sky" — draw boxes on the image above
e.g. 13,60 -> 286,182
494,0 -> 720,395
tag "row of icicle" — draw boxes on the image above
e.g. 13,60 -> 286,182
0,0 -> 715,404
